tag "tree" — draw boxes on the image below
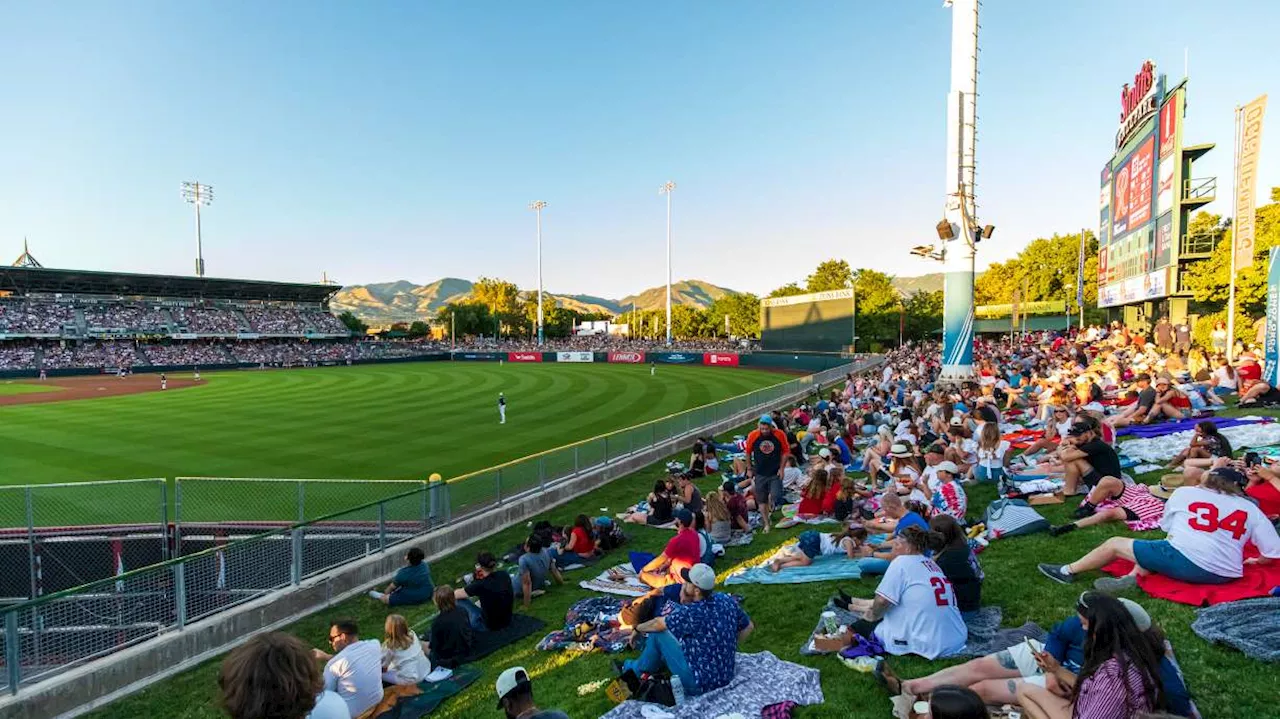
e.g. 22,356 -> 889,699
973,231 -> 1098,310
853,268 -> 903,345
407,321 -> 430,338
902,290 -> 943,342
336,311 -> 367,335
471,277 -> 522,334
1183,190 -> 1280,316
806,259 -> 855,293
707,293 -> 761,337
767,282 -> 807,299
671,304 -> 713,338
435,301 -> 493,337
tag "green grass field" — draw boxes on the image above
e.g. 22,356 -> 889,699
0,382 -> 60,396
0,363 -> 789,527
79,405 -> 1278,719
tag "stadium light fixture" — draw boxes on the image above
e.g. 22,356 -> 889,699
528,201 -> 548,346
659,181 -> 676,345
181,181 -> 213,277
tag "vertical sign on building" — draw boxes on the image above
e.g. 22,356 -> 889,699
1235,94 -> 1269,270
1267,248 -> 1280,387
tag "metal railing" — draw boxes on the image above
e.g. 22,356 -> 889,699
0,357 -> 881,697
1178,230 -> 1221,257
1183,176 -> 1216,203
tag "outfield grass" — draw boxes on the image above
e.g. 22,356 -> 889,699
81,405 -> 1279,719
0,363 -> 788,526
0,382 -> 60,396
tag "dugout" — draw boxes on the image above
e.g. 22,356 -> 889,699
760,289 -> 856,353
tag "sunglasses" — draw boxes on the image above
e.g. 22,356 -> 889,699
328,633 -> 343,644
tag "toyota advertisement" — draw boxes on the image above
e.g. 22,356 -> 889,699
703,353 -> 740,367
607,351 -> 644,364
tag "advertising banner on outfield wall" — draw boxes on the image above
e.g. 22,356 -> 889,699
607,351 -> 645,364
703,353 -> 740,367
507,352 -> 542,362
556,351 -> 594,363
453,351 -> 504,361
649,352 -> 700,364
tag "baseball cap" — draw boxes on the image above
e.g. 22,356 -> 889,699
721,480 -> 737,494
935,460 -> 959,475
673,508 -> 694,526
495,666 -> 531,707
1135,372 -> 1152,383
818,447 -> 832,459
680,563 -> 716,591
759,414 -> 774,425
1206,467 -> 1247,487
949,415 -> 964,426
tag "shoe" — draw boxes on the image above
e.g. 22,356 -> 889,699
1048,524 -> 1077,537
1093,575 -> 1138,593
1072,503 -> 1096,519
1037,563 -> 1075,585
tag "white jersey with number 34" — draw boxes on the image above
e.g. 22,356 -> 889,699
1161,486 -> 1280,578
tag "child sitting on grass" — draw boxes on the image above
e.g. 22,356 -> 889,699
380,614 -> 431,685
768,527 -> 870,572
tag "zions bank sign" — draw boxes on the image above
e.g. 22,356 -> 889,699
1116,60 -> 1160,150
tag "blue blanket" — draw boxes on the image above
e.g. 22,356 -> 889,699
1116,416 -> 1263,438
725,553 -> 863,585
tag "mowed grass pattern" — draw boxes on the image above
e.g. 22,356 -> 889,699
0,363 -> 787,526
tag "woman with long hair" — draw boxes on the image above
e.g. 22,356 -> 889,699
380,614 -> 431,685
928,514 -> 983,615
1165,420 -> 1232,473
426,585 -> 473,669
797,468 -> 830,516
703,489 -> 733,543
1016,593 -> 1163,719
972,423 -> 1011,484
621,480 -> 674,525
551,513 -> 598,567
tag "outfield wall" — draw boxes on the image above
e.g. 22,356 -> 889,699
0,357 -> 883,719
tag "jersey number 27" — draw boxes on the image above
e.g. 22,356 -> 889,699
929,577 -> 954,607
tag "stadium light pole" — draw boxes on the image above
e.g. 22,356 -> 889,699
529,201 -> 548,346
659,181 -> 676,345
181,181 -> 213,277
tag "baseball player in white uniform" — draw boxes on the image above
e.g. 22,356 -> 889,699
498,393 -> 506,424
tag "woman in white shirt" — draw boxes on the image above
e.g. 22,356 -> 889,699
971,423 -> 1011,484
381,614 -> 431,685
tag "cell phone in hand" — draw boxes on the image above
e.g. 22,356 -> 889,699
1245,452 -> 1261,468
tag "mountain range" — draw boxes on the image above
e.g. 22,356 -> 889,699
331,275 -> 943,323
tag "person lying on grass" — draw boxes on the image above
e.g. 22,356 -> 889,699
766,526 -> 870,572
1039,468 -> 1280,591
1048,470 -> 1164,538
888,593 -> 1193,715
837,526 -> 967,659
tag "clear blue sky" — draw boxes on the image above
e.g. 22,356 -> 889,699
1,1 -> 1277,297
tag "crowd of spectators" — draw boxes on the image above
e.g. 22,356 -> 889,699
304,311 -> 349,334
0,344 -> 38,370
140,341 -> 236,366
244,307 -> 309,334
82,304 -> 170,333
171,306 -> 245,334
0,300 -> 75,335
72,340 -> 142,369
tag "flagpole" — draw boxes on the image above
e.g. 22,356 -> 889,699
1227,105 -> 1242,362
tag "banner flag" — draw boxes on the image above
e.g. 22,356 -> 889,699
1234,94 -> 1268,270
1076,231 -> 1087,311
1266,248 -> 1280,387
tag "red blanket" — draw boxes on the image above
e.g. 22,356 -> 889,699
1102,552 -> 1280,607
1003,429 -> 1044,450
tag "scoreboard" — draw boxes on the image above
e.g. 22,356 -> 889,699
760,289 -> 855,352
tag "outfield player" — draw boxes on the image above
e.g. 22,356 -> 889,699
193,367 -> 201,381
498,393 -> 506,424
650,361 -> 656,377
160,373 -> 167,390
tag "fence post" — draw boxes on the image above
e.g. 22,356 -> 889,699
160,480 -> 170,560
24,488 -> 36,602
495,469 -> 503,506
377,503 -> 387,553
5,610 -> 19,695
603,436 -> 609,464
444,482 -> 452,523
290,528 -> 303,585
573,445 -> 580,476
428,479 -> 442,527
538,456 -> 545,492
651,423 -> 656,448
174,479 -> 184,558
173,562 -> 187,630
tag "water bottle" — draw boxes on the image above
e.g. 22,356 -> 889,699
820,610 -> 839,636
670,675 -> 685,705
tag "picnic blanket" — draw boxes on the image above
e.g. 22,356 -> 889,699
580,563 -> 651,597
1101,552 -> 1280,606
600,651 -> 823,719
1116,415 -> 1264,438
1113,422 -> 1280,463
801,603 -> 1043,658
775,504 -> 840,529
725,553 -> 862,586
366,665 -> 482,719
537,596 -> 634,654
439,613 -> 546,665
1191,596 -> 1280,662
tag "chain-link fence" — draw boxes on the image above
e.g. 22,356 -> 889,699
0,357 -> 882,697
0,480 -> 168,606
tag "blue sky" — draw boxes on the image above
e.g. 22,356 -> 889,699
1,1 -> 1277,297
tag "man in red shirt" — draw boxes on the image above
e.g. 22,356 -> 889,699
638,509 -> 701,588
744,415 -> 791,532
1238,352 -> 1272,406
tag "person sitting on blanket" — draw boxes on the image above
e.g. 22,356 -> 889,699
1048,470 -> 1163,538
887,593 -> 1192,716
839,526 -> 968,659
218,631 -> 349,719
638,508 -> 702,589
694,512 -> 717,566
861,493 -> 932,576
368,546 -> 434,607
621,479 -> 675,525
675,472 -> 705,516
495,666 -> 570,719
1107,373 -> 1157,428
945,422 -> 977,476
971,423 -> 1012,485
1039,467 -> 1280,591
311,619 -> 383,719
550,514 -> 598,568
426,585 -> 473,670
1164,419 -> 1233,475
862,426 -> 895,486
1021,406 -> 1074,458
379,614 -> 431,686
928,461 -> 968,520
767,526 -> 870,572
454,552 -> 514,631
1147,376 -> 1188,423
1235,352 -> 1276,406
797,467 -> 830,516
720,480 -> 752,533
1058,418 -> 1123,498
615,563 -> 754,698
886,442 -> 922,495
745,414 -> 791,533
513,535 -> 562,608
703,489 -> 736,543
927,514 -> 982,616
1245,459 -> 1280,519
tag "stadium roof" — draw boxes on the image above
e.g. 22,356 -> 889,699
0,266 -> 340,303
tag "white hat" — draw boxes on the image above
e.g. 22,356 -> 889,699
495,666 -> 531,707
935,460 -> 959,475
680,563 -> 716,591
889,443 -> 913,458
818,447 -> 832,459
